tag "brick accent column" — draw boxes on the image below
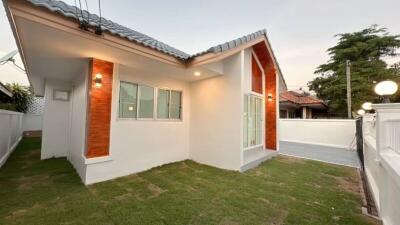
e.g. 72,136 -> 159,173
86,58 -> 114,158
265,67 -> 277,150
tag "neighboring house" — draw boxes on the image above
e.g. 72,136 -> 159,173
4,0 -> 285,184
280,91 -> 328,119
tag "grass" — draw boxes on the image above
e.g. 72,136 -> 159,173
0,138 -> 378,225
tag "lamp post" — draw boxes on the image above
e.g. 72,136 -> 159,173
357,109 -> 366,116
374,80 -> 398,103
362,102 -> 372,111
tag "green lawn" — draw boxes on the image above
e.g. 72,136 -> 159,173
0,138 -> 377,225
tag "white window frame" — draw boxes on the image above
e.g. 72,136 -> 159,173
118,81 -> 155,120
155,88 -> 183,121
118,81 -> 138,120
136,84 -> 156,121
117,80 -> 183,122
243,94 -> 265,151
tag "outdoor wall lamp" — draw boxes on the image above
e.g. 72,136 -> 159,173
94,73 -> 102,88
374,80 -> 398,103
357,109 -> 366,116
362,102 -> 372,111
267,93 -> 273,101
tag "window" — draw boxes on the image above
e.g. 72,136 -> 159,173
157,89 -> 182,120
119,82 -> 137,118
243,95 -> 263,148
119,82 -> 154,119
280,110 -> 287,119
157,89 -> 169,119
138,85 -> 154,118
251,55 -> 263,94
288,111 -> 296,118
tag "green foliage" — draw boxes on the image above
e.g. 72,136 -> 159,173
0,138 -> 376,225
4,83 -> 33,113
0,103 -> 16,111
308,25 -> 400,117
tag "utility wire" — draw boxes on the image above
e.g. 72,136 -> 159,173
98,0 -> 102,28
84,0 -> 90,23
78,0 -> 84,22
95,0 -> 103,35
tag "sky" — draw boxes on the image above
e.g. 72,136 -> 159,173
0,0 -> 399,90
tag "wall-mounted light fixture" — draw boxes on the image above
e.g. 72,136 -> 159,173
374,80 -> 398,103
94,73 -> 102,88
267,93 -> 273,102
194,71 -> 201,77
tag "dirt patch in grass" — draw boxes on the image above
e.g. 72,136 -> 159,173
114,193 -> 133,201
7,203 -> 43,220
264,209 -> 288,225
277,155 -> 306,164
257,197 -> 271,204
335,175 -> 360,194
17,174 -> 49,191
218,218 -> 240,225
186,185 -> 198,193
147,183 -> 166,198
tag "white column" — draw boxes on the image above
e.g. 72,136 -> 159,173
302,107 -> 307,119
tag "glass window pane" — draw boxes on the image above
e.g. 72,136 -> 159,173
157,89 -> 169,119
119,82 -> 137,118
170,91 -> 182,119
138,85 -> 154,118
255,98 -> 262,145
248,96 -> 256,146
243,95 -> 248,148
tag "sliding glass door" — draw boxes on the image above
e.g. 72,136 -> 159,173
243,95 -> 263,148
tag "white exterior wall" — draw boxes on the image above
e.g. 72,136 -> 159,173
0,110 -> 23,167
84,64 -> 191,184
189,52 -> 243,170
36,49 -> 278,184
279,119 -> 356,149
41,79 -> 72,159
363,105 -> 400,225
68,67 -> 89,180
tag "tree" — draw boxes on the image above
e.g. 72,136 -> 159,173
5,83 -> 33,113
308,25 -> 400,117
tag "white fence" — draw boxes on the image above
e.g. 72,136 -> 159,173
363,104 -> 400,225
0,109 -> 23,168
22,114 -> 42,131
279,119 -> 356,149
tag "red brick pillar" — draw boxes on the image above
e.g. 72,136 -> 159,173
265,67 -> 277,150
86,58 -> 114,158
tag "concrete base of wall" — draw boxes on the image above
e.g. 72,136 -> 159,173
240,149 -> 277,172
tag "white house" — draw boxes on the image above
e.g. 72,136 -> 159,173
4,0 -> 285,184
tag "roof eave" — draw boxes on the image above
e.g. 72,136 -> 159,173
0,82 -> 13,97
5,0 -> 186,69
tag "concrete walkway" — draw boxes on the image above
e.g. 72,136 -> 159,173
279,141 -> 360,168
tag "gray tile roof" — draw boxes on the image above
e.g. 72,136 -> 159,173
26,0 -> 190,60
22,0 -> 268,61
193,30 -> 268,57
